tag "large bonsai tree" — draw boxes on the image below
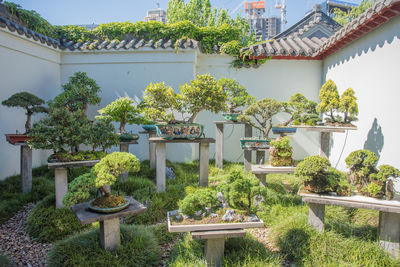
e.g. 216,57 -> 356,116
2,92 -> 47,133
281,93 -> 320,126
97,97 -> 146,134
217,77 -> 255,113
239,98 -> 282,139
339,88 -> 358,124
316,80 -> 340,123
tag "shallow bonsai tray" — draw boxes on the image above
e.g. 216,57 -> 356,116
252,164 -> 295,174
167,212 -> 264,233
296,125 -> 357,133
48,160 -> 100,169
299,190 -> 400,213
5,134 -> 30,145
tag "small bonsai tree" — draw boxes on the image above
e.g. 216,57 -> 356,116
178,188 -> 219,217
345,149 -> 378,191
239,98 -> 282,139
316,80 -> 340,123
2,92 -> 47,133
180,74 -> 228,123
339,88 -> 358,124
281,93 -> 321,126
365,164 -> 400,199
269,136 -> 293,166
97,97 -> 147,134
88,119 -> 119,151
295,155 -> 340,193
217,77 -> 255,113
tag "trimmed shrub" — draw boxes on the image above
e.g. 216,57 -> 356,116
178,188 -> 218,216
47,224 -> 160,267
26,195 -> 89,243
112,176 -> 156,202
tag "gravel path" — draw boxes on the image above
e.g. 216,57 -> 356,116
0,203 -> 51,267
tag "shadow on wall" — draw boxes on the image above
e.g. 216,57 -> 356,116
363,118 -> 384,159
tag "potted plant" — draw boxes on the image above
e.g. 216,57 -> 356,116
238,98 -> 282,149
96,97 -> 147,142
217,78 -> 255,122
143,74 -> 228,140
272,93 -> 320,135
2,92 -> 47,144
269,136 -> 294,167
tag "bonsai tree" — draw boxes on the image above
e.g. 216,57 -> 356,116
316,80 -> 340,123
178,188 -> 219,217
345,149 -> 378,191
339,88 -> 358,124
88,119 -> 119,152
92,152 -> 140,206
239,98 -> 282,139
180,74 -> 228,123
269,136 -> 293,166
363,164 -> 400,199
63,173 -> 96,207
295,155 -> 340,193
281,93 -> 321,126
1,92 -> 47,133
217,77 -> 255,113
97,97 -> 147,134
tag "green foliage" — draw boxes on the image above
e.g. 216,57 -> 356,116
282,93 -> 320,126
333,0 -> 375,26
112,176 -> 156,202
178,188 -> 219,216
27,195 -> 89,242
217,77 -> 255,113
220,40 -> 242,57
2,91 -> 47,132
62,173 -> 96,207
88,119 -> 119,151
47,151 -> 106,163
239,98 -> 282,139
47,224 -> 160,267
269,136 -> 293,167
96,97 -> 146,134
180,74 -> 228,123
316,80 -> 340,123
0,254 -> 14,267
345,149 -> 378,189
361,182 -> 384,198
375,164 -> 400,181
339,88 -> 358,124
93,152 -> 140,194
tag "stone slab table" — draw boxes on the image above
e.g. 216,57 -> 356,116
296,125 -> 357,158
48,160 -> 100,208
214,121 -> 252,171
149,137 -> 215,192
119,140 -> 138,180
10,142 -> 32,193
139,131 -> 157,169
71,196 -> 146,250
299,191 -> 400,257
251,165 -> 296,186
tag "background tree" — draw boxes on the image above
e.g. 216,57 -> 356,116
88,119 -> 118,152
333,0 -> 375,26
316,80 -> 340,123
217,77 -> 255,113
239,98 -> 282,139
2,92 -> 47,133
339,88 -> 358,124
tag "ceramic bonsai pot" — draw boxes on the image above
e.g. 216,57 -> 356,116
88,196 -> 130,214
222,113 -> 241,122
240,138 -> 270,149
142,125 -> 156,132
118,133 -> 139,142
5,134 -> 30,145
155,124 -> 204,140
272,127 -> 297,135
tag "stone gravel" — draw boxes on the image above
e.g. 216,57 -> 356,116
0,203 -> 51,267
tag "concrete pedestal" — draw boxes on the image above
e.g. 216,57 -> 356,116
199,143 -> 210,186
20,145 -> 32,193
308,203 -> 325,232
54,168 -> 68,208
255,150 -> 265,165
320,132 -> 330,158
139,131 -> 157,169
379,211 -> 400,258
118,141 -> 137,181
100,217 -> 120,250
251,165 -> 295,186
244,124 -> 252,171
155,143 -> 166,192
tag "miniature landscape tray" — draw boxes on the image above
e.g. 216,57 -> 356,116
252,164 -> 295,174
167,212 -> 264,233
299,190 -> 400,213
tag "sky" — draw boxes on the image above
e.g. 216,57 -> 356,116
9,0 -> 362,29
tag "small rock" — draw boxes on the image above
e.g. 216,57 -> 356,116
194,210 -> 203,217
236,214 -> 244,222
205,207 -> 212,214
169,210 -> 180,217
247,214 -> 260,222
217,192 -> 226,203
166,167 -> 176,180
210,213 -> 219,218
222,202 -> 229,208
222,209 -> 235,222
201,212 -> 207,218
253,195 -> 265,206
182,214 -> 191,220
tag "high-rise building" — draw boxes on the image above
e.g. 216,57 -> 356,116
144,3 -> 166,24
266,17 -> 281,38
245,1 -> 281,40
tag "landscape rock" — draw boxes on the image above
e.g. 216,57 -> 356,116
222,209 -> 236,222
217,192 -> 226,203
166,167 -> 176,180
210,213 -> 219,218
236,214 -> 244,222
182,214 -> 191,220
205,207 -> 212,214
194,210 -> 202,218
247,214 -> 260,222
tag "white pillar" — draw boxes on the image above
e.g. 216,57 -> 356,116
205,238 -> 225,267
215,123 -> 224,169
155,143 -> 166,192
55,168 -> 68,208
199,143 -> 210,187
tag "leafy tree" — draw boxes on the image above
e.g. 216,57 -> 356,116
333,0 -> 375,26
96,97 -> 146,134
316,80 -> 340,123
180,74 -> 228,123
88,119 -> 119,151
281,93 -> 320,126
93,152 -> 140,197
269,136 -> 293,167
2,91 -> 47,133
339,88 -> 358,124
217,77 -> 255,113
239,98 -> 282,139
345,149 -> 378,190
52,72 -> 100,115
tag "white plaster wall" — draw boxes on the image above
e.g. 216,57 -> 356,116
0,29 -> 61,180
60,49 -> 197,163
194,55 -> 323,163
323,15 -> 400,171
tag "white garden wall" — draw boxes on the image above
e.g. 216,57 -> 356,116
0,29 -> 61,180
323,15 -> 400,171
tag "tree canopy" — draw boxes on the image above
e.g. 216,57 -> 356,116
332,0 -> 375,26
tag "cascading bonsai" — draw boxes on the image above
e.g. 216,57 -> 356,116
217,77 -> 255,121
316,80 -> 358,126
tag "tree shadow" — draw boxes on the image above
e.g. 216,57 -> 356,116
363,118 -> 384,158
276,228 -> 311,264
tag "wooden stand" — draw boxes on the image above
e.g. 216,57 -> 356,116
71,197 -> 146,250
48,160 -> 100,208
214,121 -> 252,170
299,192 -> 400,257
149,137 -> 215,192
139,131 -> 157,169
119,141 -> 138,180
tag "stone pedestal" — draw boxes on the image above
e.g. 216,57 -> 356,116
140,131 -> 157,169
155,143 -> 166,192
244,124 -> 252,171
255,150 -> 265,165
320,132 -> 330,158
379,211 -> 400,258
308,203 -> 325,232
100,217 -> 120,250
20,145 -> 32,193
251,165 -> 295,186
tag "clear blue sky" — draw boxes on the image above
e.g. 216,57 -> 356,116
10,0 -> 362,28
